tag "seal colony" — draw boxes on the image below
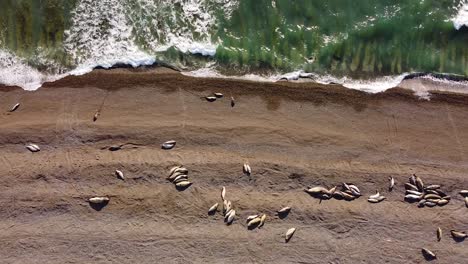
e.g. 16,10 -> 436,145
2,68 -> 468,263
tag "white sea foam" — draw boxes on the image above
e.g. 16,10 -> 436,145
453,1 -> 468,30
0,49 -> 54,90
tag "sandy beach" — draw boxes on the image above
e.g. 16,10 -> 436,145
0,68 -> 467,263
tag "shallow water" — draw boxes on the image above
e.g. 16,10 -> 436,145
0,0 -> 467,91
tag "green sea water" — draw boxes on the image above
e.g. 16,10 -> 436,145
0,0 -> 467,89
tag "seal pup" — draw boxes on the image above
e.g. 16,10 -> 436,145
231,96 -> 235,107
89,197 -> 110,204
389,176 -> 395,191
285,227 -> 296,243
437,227 -> 442,242
115,170 -> 124,180
221,186 -> 226,201
9,103 -> 20,112
243,163 -> 251,176
208,203 -> 218,215
421,248 -> 436,260
161,140 -> 176,150
26,144 -> 40,152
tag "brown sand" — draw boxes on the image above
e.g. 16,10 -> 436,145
0,68 -> 467,263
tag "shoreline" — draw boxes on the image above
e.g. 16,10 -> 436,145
0,67 -> 467,263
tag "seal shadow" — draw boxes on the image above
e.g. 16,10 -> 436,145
175,184 -> 192,192
452,236 -> 466,243
278,211 -> 290,219
247,221 -> 261,230
89,200 -> 109,211
422,250 -> 437,261
208,210 -> 216,216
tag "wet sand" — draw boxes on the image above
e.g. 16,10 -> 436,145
0,68 -> 467,263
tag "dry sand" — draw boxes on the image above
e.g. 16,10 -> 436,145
0,68 -> 467,263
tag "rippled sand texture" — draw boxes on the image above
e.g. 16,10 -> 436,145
0,68 -> 467,263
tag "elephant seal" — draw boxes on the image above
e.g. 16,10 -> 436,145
93,111 -> 100,122
243,163 -> 251,176
225,209 -> 236,225
389,176 -> 395,191
205,96 -> 217,102
231,96 -> 235,107
437,227 -> 442,242
368,196 -> 386,203
405,183 -> 419,191
9,103 -> 20,112
26,144 -> 40,152
161,140 -> 176,150
89,197 -> 109,204
175,181 -> 192,188
246,215 -> 259,222
285,227 -> 296,243
247,217 -> 262,228
277,207 -> 291,214
415,176 -> 424,191
424,194 -> 441,200
221,186 -> 226,201
425,185 -> 440,190
422,248 -> 436,260
450,230 -> 467,240
369,191 -> 380,199
258,214 -> 267,228
214,93 -> 223,98
304,186 -> 328,195
115,170 -> 124,180
208,203 -> 218,214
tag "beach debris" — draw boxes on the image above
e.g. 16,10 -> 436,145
243,163 -> 251,176
231,96 -> 235,107
221,186 -> 226,201
285,227 -> 296,243
404,175 -> 449,207
437,227 -> 442,242
205,96 -> 217,102
93,111 -> 100,122
214,93 -> 223,98
167,166 -> 192,190
88,197 -> 110,204
161,140 -> 176,150
208,203 -> 219,215
389,176 -> 395,191
421,248 -> 437,260
450,230 -> 467,240
26,144 -> 40,152
9,103 -> 20,112
115,170 -> 124,180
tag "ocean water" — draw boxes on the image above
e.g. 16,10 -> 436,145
0,0 -> 467,93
